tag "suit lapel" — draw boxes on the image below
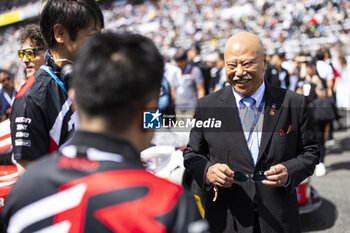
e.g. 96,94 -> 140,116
218,87 -> 255,167
257,84 -> 286,163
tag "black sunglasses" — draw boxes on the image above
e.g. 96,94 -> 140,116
234,171 -> 266,182
18,48 -> 44,61
212,170 -> 267,202
0,77 -> 10,83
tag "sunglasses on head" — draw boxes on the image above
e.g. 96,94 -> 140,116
234,171 -> 266,182
18,48 -> 44,61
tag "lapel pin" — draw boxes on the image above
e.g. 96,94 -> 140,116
270,103 -> 277,116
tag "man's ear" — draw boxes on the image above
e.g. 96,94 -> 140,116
143,98 -> 158,110
263,54 -> 268,70
53,24 -> 67,44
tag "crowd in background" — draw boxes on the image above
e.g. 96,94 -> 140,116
102,0 -> 350,56
0,0 -> 38,14
1,0 -> 350,75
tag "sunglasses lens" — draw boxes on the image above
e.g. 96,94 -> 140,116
26,50 -> 35,59
252,171 -> 266,182
1,78 -> 9,83
234,171 -> 249,182
18,51 -> 24,60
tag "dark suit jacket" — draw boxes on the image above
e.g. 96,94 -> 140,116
183,84 -> 319,233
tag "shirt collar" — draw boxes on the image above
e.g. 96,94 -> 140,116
0,89 -> 16,97
44,49 -> 62,74
66,131 -> 140,162
193,56 -> 201,63
232,80 -> 265,108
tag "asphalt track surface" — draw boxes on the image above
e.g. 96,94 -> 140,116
301,114 -> 350,233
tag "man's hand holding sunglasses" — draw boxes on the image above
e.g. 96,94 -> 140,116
262,164 -> 289,187
207,163 -> 288,202
207,163 -> 289,188
207,163 -> 234,188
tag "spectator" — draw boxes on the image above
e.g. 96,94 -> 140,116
18,24 -> 46,79
158,76 -> 175,117
2,32 -> 206,233
214,52 -> 228,91
334,55 -> 350,129
188,43 -> 212,94
316,47 -> 341,144
172,49 -> 205,121
0,69 -> 16,121
295,58 -> 327,178
316,48 -> 335,97
289,53 -> 308,92
264,52 -> 290,89
320,46 -> 339,85
312,85 -> 337,176
10,0 -> 104,175
295,58 -> 321,105
335,56 -> 350,109
164,61 -> 181,105
203,52 -> 219,92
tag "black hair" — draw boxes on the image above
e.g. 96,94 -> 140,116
40,0 -> 104,48
276,48 -> 285,59
189,42 -> 201,54
72,33 -> 164,131
0,69 -> 12,83
174,49 -> 187,61
0,69 -> 10,76
305,56 -> 316,66
19,24 -> 47,48
320,46 -> 331,58
315,49 -> 325,61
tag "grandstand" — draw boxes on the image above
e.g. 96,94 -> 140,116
0,0 -> 42,80
1,0 -> 350,79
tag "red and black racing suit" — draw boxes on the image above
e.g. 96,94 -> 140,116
2,131 -> 205,233
10,51 -> 78,161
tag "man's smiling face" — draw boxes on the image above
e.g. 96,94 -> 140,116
224,32 -> 267,97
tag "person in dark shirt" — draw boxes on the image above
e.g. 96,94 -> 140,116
295,58 -> 321,105
312,86 -> 336,177
0,70 -> 16,121
188,43 -> 212,94
264,52 -> 290,89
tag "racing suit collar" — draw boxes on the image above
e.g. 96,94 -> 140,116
67,130 -> 140,161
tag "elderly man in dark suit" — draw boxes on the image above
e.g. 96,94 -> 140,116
183,32 -> 319,233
